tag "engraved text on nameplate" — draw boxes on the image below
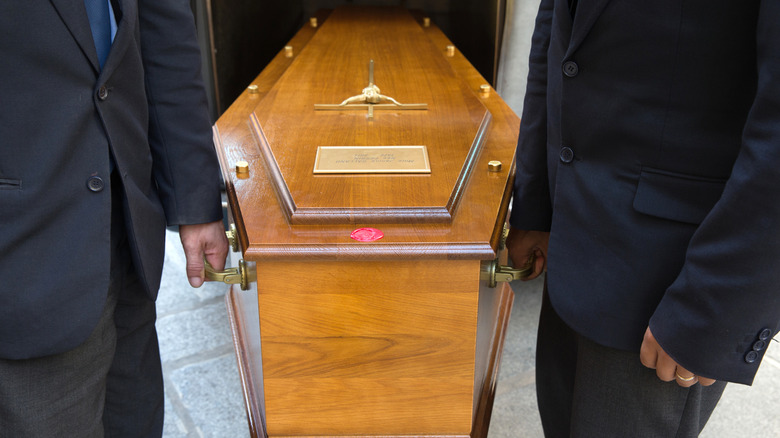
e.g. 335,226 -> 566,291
313,146 -> 431,174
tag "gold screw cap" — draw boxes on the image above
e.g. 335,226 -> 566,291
488,160 -> 502,172
236,160 -> 250,174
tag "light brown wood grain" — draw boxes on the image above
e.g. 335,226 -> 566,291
225,279 -> 515,438
256,260 -> 478,436
249,7 -> 491,225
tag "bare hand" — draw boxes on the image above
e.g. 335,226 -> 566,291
179,220 -> 229,288
505,227 -> 550,280
639,327 -> 717,387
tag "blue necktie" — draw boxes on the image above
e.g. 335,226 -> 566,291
84,0 -> 111,68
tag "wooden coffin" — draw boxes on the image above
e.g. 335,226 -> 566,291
213,6 -> 521,438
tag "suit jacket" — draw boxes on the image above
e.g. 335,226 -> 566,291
0,0 -> 222,359
510,0 -> 780,384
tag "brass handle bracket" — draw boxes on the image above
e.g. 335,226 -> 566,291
480,225 -> 534,288
481,256 -> 534,288
205,259 -> 256,291
204,225 -> 253,290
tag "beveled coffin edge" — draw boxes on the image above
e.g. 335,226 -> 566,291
213,121 -> 501,260
249,109 -> 492,226
212,9 -> 332,260
225,285 -> 265,438
242,242 -> 496,262
470,283 -> 515,438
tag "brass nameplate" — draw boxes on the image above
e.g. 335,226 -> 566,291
313,146 -> 431,174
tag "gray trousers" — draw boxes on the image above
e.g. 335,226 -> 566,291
0,176 -> 164,437
536,285 -> 726,438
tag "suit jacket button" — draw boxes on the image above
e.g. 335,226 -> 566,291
98,86 -> 109,101
87,176 -> 105,192
563,61 -> 579,77
560,147 -> 575,163
745,350 -> 759,364
753,340 -> 767,352
759,328 -> 772,341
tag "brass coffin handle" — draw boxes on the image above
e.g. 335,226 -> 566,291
204,259 -> 256,291
481,255 -> 535,288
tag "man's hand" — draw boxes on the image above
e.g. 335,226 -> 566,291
639,327 -> 717,387
505,227 -> 550,280
179,220 -> 229,288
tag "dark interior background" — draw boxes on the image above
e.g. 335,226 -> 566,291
190,0 -> 508,121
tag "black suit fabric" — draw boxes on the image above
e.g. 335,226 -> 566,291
0,0 -> 222,360
511,0 -> 780,385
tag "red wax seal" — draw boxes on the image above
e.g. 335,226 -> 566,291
350,227 -> 384,242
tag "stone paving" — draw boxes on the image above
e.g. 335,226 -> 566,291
157,229 -> 780,437
156,230 -> 247,438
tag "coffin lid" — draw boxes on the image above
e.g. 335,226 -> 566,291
253,7 -> 489,225
214,7 -> 520,260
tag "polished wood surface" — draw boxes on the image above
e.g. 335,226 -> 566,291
215,7 -> 522,438
213,7 -> 520,261
250,7 -> 489,225
471,280 -> 515,437
226,280 -> 514,438
256,260 -> 478,436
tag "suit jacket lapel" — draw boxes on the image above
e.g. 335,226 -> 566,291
566,0 -> 612,58
101,0 -> 135,77
49,0 -> 100,72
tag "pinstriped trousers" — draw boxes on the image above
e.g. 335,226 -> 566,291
536,284 -> 726,438
0,175 -> 164,437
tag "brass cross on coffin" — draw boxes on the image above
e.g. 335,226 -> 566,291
314,60 -> 427,119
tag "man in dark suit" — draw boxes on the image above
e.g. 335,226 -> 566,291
0,1 -> 228,436
507,0 -> 780,436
